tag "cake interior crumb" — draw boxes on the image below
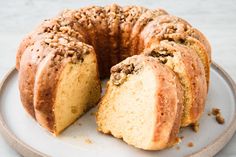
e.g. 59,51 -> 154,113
216,114 -> 225,124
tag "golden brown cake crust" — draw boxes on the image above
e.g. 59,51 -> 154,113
130,8 -> 168,56
119,6 -> 148,60
18,44 -> 36,117
188,28 -> 211,60
18,35 -> 54,118
16,35 -> 33,70
185,36 -> 210,88
172,42 -> 207,125
104,4 -> 122,66
34,52 -> 64,133
150,60 -> 183,149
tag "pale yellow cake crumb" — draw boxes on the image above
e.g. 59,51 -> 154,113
85,138 -> 92,144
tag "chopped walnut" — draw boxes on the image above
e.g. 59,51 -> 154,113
145,47 -> 175,65
122,64 -> 135,75
111,63 -> 135,74
40,13 -> 92,65
111,61 -> 140,86
112,72 -> 127,86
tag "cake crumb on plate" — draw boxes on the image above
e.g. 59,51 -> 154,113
212,108 -> 220,115
207,111 -> 211,116
216,114 -> 225,124
175,146 -> 180,150
211,107 -> 225,124
187,142 -> 194,147
191,122 -> 199,132
85,138 -> 92,144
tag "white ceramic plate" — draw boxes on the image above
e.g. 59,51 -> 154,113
0,62 -> 236,157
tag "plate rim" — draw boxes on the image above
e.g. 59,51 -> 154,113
0,62 -> 236,157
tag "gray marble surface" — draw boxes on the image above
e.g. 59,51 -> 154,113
0,0 -> 235,156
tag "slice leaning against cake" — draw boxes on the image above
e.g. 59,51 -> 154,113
144,40 -> 207,127
96,55 -> 183,150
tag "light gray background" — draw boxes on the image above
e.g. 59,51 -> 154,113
0,0 -> 235,156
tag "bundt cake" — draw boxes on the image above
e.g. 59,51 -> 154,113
96,55 -> 183,150
16,4 -> 211,149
